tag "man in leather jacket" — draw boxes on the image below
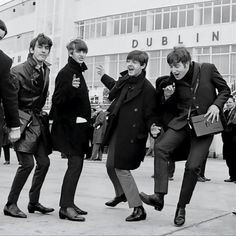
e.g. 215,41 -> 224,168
4,34 -> 54,218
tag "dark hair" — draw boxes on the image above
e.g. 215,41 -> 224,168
167,46 -> 191,66
29,33 -> 53,53
126,50 -> 149,69
228,95 -> 235,102
0,19 -> 7,37
66,38 -> 88,54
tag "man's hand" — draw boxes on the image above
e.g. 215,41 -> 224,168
96,65 -> 105,78
72,74 -> 80,88
9,127 -> 21,143
150,124 -> 161,138
163,83 -> 175,100
204,104 -> 220,123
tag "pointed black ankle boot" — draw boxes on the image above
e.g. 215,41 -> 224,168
125,206 -> 147,222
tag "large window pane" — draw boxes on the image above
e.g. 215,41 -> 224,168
121,18 -> 126,34
187,9 -> 194,26
213,6 -> 221,23
222,5 -> 230,22
114,19 -> 120,35
155,14 -> 162,29
230,54 -> 236,74
141,15 -> 146,31
90,23 -> 95,38
171,11 -> 177,28
134,16 -> 140,32
163,12 -> 169,29
127,18 -> 133,33
96,23 -> 101,37
232,5 -> 236,22
204,8 -> 212,24
179,11 -> 186,27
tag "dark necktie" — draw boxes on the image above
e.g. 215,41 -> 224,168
35,67 -> 44,89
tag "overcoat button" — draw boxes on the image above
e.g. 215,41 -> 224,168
134,108 -> 138,112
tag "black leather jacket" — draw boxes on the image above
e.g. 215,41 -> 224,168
12,55 -> 51,154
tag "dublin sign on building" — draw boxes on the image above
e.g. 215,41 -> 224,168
132,31 -> 220,48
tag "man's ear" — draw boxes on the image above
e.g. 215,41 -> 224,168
141,63 -> 146,70
29,47 -> 34,54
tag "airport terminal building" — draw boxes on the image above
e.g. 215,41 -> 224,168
0,0 -> 236,155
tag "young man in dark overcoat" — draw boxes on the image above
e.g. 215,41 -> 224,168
140,46 -> 230,227
50,39 -> 91,222
97,50 -> 159,222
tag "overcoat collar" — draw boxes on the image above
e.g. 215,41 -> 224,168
123,70 -> 146,104
68,56 -> 87,72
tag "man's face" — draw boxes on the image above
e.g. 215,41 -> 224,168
30,41 -> 50,63
71,50 -> 87,64
126,59 -> 145,77
0,28 -> 6,40
170,61 -> 190,80
226,98 -> 235,110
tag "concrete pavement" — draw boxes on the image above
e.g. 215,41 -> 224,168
0,150 -> 235,235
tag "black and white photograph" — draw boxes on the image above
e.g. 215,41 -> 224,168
0,0 -> 235,235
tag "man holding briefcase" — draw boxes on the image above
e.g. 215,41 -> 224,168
140,46 -> 230,227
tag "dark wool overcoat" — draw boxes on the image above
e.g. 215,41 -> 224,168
101,71 -> 158,170
50,57 -> 91,156
0,50 -> 19,146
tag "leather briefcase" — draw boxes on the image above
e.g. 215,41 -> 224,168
18,109 -> 32,134
190,114 -> 224,137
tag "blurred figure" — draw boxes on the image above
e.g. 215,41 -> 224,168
0,19 -> 20,146
50,38 -> 91,222
85,107 -> 97,160
146,135 -> 154,157
90,106 -> 108,161
221,95 -> 236,183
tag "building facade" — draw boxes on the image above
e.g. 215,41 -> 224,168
0,0 -> 236,155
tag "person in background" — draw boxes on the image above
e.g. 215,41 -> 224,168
4,34 -> 54,219
221,95 -> 236,183
84,107 -> 97,159
0,19 -> 20,147
90,105 -> 108,161
50,38 -> 91,222
97,50 -> 159,222
140,46 -> 230,227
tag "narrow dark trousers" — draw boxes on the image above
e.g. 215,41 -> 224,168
59,155 -> 84,208
7,141 -> 50,204
154,126 -> 213,207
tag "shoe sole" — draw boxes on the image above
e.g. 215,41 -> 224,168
59,212 -> 85,222
126,215 -> 147,222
